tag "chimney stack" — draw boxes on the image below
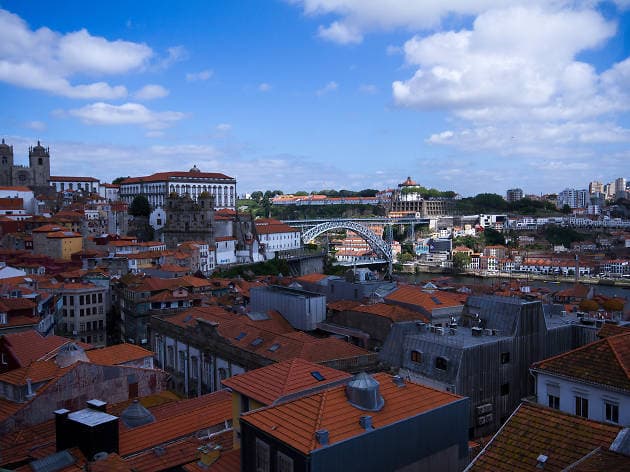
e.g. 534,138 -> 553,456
315,429 -> 329,446
359,415 -> 373,430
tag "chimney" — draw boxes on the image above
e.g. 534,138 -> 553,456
87,399 -> 107,412
25,378 -> 35,399
359,415 -> 373,430
54,409 -> 71,452
315,429 -> 329,446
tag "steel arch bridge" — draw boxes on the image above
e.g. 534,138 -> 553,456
300,220 -> 393,263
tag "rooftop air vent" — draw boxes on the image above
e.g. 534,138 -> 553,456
392,375 -> 405,387
359,415 -> 373,430
315,429 -> 329,446
346,372 -> 385,412
536,454 -> 548,469
120,399 -> 155,428
471,327 -> 483,337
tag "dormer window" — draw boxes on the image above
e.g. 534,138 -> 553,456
435,356 -> 448,371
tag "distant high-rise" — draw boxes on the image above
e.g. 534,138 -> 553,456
557,188 -> 588,209
506,188 -> 523,203
614,177 -> 627,199
588,181 -> 603,194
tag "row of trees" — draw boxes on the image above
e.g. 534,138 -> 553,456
455,193 -> 559,215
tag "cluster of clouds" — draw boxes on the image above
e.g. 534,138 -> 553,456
292,0 -> 630,186
0,8 -> 194,132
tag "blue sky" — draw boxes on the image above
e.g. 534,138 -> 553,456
0,1 -> 629,196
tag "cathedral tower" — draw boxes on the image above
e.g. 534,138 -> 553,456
29,140 -> 51,187
0,139 -> 14,186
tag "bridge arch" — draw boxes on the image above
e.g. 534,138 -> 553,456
301,220 -> 393,262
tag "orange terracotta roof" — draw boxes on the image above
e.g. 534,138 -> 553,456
215,236 -> 236,242
385,285 -> 467,310
50,175 -> 99,182
348,302 -> 430,323
295,273 -> 329,284
255,223 -> 299,235
532,332 -> 630,392
0,359 -> 65,385
1,330 -> 90,367
121,171 -> 234,184
0,186 -> 32,191
327,299 -> 361,311
0,197 -> 23,210
564,449 -> 630,471
0,297 -> 36,311
119,390 -> 232,456
598,323 -> 630,339
86,344 -> 153,366
183,448 -> 240,472
468,402 -> 622,472
222,358 -> 351,405
90,452 -> 131,472
241,373 -> 463,454
124,437 -> 205,471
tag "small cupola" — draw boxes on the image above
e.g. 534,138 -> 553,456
120,399 -> 155,428
55,343 -> 90,367
345,372 -> 385,411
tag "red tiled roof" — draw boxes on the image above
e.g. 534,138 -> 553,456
119,390 -> 232,456
0,198 -> 23,210
50,176 -> 99,182
121,171 -> 234,184
295,273 -> 329,284
564,449 -> 630,471
598,323 -> 630,339
385,285 -> 467,310
468,402 -> 622,472
348,302 -> 430,323
183,448 -> 240,472
241,373 -> 463,454
86,344 -> 153,366
327,300 -> 361,311
1,330 -> 90,367
0,359 -> 65,386
532,332 -> 630,392
222,358 -> 351,405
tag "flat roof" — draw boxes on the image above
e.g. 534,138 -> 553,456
68,408 -> 118,427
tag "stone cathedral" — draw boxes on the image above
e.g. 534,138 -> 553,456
0,139 -> 51,188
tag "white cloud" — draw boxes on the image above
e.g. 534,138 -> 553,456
68,102 -> 185,129
258,82 -> 272,92
186,69 -> 213,82
316,81 -> 339,96
358,84 -> 378,94
0,8 -> 154,99
134,84 -> 169,100
216,123 -> 232,132
318,21 -> 362,44
158,46 -> 188,69
24,120 -> 46,131
393,7 -> 616,112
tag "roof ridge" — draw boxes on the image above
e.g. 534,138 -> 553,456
532,335 -> 609,369
278,358 -> 298,398
606,334 -> 630,381
311,390 -> 328,451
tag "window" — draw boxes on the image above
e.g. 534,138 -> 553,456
241,395 -> 250,413
500,352 -> 510,364
98,293 -> 103,303
500,383 -> 510,396
548,394 -> 560,409
411,350 -> 422,363
575,396 -> 589,418
92,294 -> 97,304
191,356 -> 198,379
167,346 -> 174,368
179,351 -> 186,372
0,313 -> 6,325
79,295 -> 84,305
277,451 -> 294,472
435,356 -> 448,370
605,401 -> 619,423
255,438 -> 270,472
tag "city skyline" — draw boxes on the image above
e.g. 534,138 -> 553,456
1,1 -> 629,195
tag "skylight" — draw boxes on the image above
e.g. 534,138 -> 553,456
430,296 -> 442,305
311,371 -> 325,381
251,337 -> 263,347
234,332 -> 246,341
268,343 -> 280,352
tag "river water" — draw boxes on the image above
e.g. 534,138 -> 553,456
400,272 -> 629,300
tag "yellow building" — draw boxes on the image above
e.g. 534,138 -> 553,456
46,231 -> 83,260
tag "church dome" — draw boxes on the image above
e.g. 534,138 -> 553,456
400,176 -> 417,187
0,138 -> 9,149
189,165 -> 201,173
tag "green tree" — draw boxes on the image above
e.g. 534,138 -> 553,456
129,195 -> 151,217
452,252 -> 471,273
483,228 -> 504,246
561,204 -> 572,214
294,191 -> 309,196
579,299 -> 599,312
397,252 -> 414,263
112,176 -> 129,185
250,191 -> 263,202
603,299 -> 624,312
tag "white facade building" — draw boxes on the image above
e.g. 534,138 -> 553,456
119,167 -> 237,212
215,236 -> 237,266
254,218 -> 301,259
49,176 -> 100,194
532,332 -> 630,426
557,188 -> 588,209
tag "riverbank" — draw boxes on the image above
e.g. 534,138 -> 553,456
401,265 -> 630,288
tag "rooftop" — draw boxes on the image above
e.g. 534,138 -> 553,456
86,344 -> 154,366
221,358 -> 351,405
241,372 -> 463,454
468,402 -> 623,472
